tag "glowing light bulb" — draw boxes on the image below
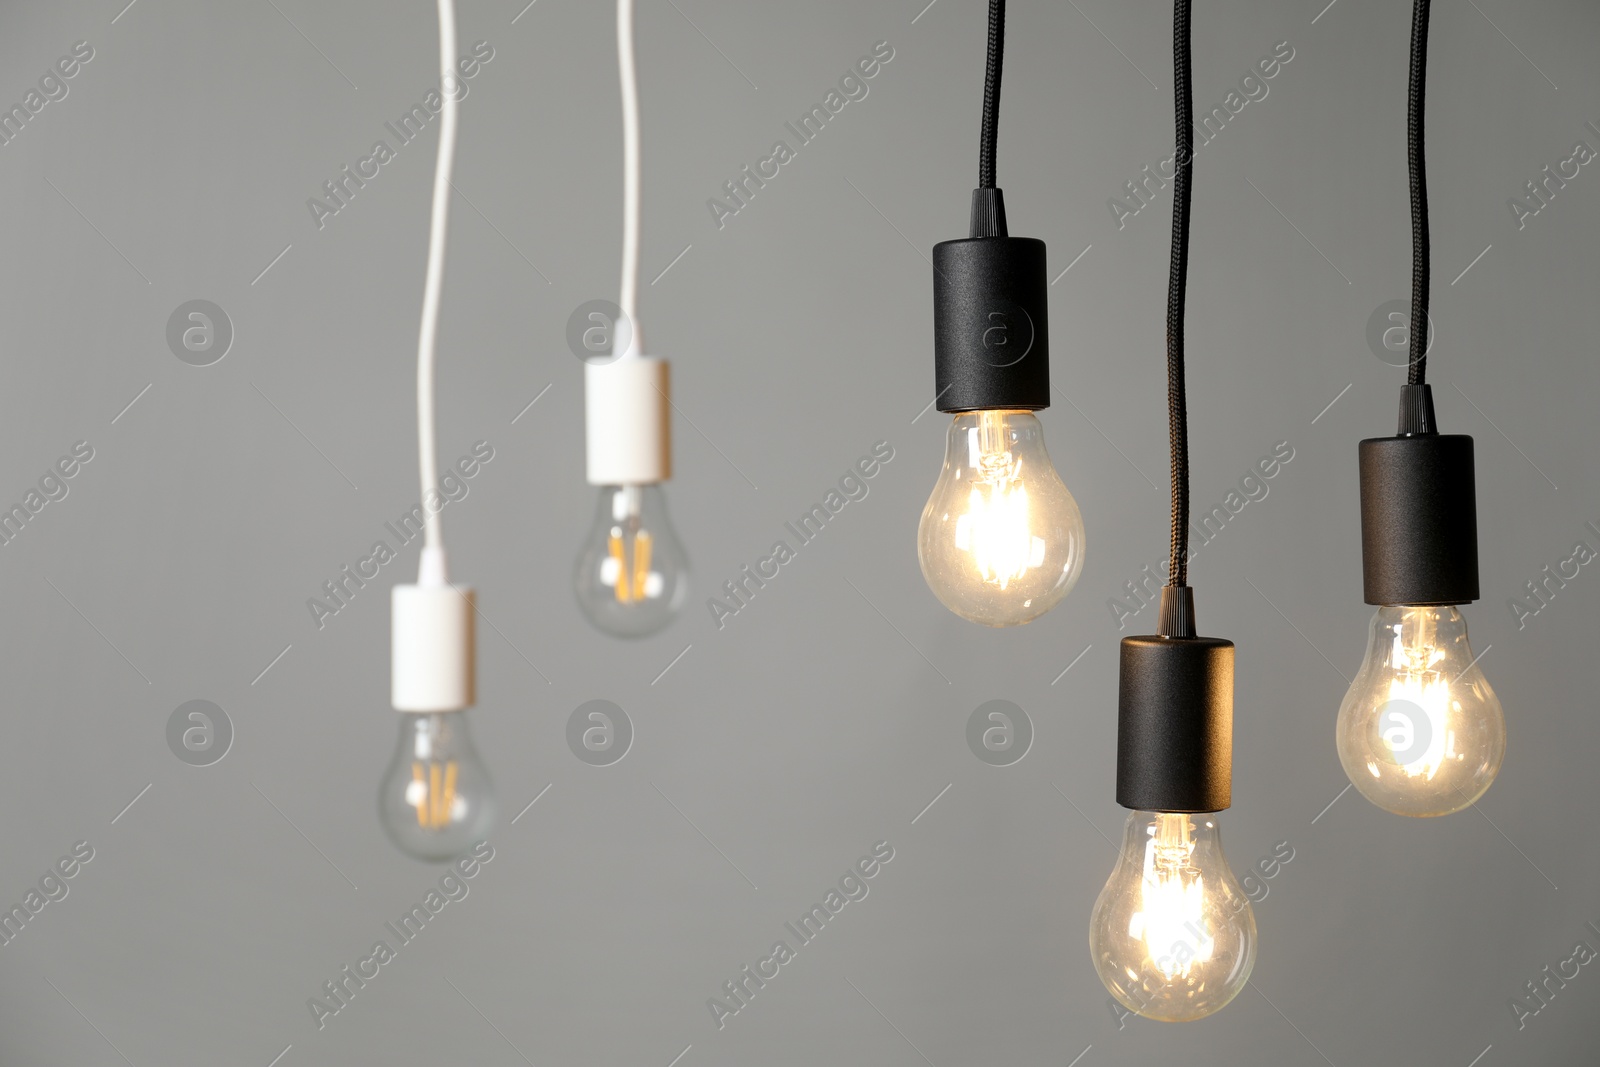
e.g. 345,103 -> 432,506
380,712 -> 495,862
917,409 -> 1084,626
1336,604 -> 1504,817
574,484 -> 688,638
1090,811 -> 1256,1023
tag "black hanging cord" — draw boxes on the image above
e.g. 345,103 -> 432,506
1164,0 -> 1194,589
978,0 -> 1005,190
1406,0 -> 1432,386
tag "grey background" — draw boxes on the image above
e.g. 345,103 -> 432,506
1,0 -> 1596,1064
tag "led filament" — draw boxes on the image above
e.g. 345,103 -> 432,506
1134,814 -> 1215,979
410,760 -> 459,829
1378,608 -> 1449,780
605,486 -> 658,604
958,410 -> 1044,587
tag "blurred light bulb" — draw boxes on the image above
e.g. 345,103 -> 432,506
1090,811 -> 1256,1023
917,410 -> 1084,626
380,712 -> 495,862
1336,605 -> 1504,817
574,484 -> 688,638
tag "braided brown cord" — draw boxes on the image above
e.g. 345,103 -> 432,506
1406,0 -> 1432,385
978,0 -> 1005,190
1165,0 -> 1193,586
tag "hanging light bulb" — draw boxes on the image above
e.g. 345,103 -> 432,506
380,710 -> 495,862
1090,810 -> 1256,1022
921,0 -> 1083,626
1336,605 -> 1504,817
1347,385 -> 1498,818
1091,0 -> 1249,1022
576,0 -> 688,639
575,482 -> 688,637
1339,2 -> 1504,817
577,350 -> 685,639
382,0 -> 495,863
918,409 -> 1083,626
1097,607 -> 1245,1023
386,567 -> 493,863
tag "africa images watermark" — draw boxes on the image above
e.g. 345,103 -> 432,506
706,40 -> 896,230
967,700 -> 1033,767
166,700 -> 233,768
1107,39 -> 1295,231
1106,440 -> 1295,630
0,440 -> 95,549
306,40 -> 495,231
0,841 -> 95,950
1508,919 -> 1600,1031
307,441 -> 495,630
307,841 -> 495,1030
1507,519 -> 1600,631
567,700 -> 633,767
167,300 -> 234,367
1506,118 -> 1600,232
707,841 -> 895,1030
0,40 -> 95,149
706,440 -> 896,629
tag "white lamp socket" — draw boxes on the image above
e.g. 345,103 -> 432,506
391,583 -> 475,712
585,355 -> 670,485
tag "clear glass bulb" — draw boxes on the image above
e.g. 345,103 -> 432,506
1336,605 -> 1505,817
379,712 -> 495,862
574,484 -> 688,638
1090,811 -> 1257,1023
917,410 -> 1084,627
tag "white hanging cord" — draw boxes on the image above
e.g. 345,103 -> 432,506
584,0 -> 668,488
618,0 -> 644,355
416,0 -> 460,580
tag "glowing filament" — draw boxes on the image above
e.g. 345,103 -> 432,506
1380,611 -> 1453,779
952,411 -> 1047,588
1128,814 -> 1215,979
410,760 -> 459,829
633,530 -> 653,598
608,532 -> 631,603
605,528 -> 660,604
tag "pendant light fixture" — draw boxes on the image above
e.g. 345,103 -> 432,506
381,0 -> 496,862
1335,0 -> 1505,818
918,0 -> 1085,628
573,0 -> 689,639
1088,0 -> 1256,1022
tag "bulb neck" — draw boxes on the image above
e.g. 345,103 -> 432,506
397,708 -> 475,753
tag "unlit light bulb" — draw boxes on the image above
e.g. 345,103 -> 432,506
917,410 -> 1084,626
1090,810 -> 1256,1023
1336,604 -> 1505,817
379,712 -> 495,862
575,483 -> 688,638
